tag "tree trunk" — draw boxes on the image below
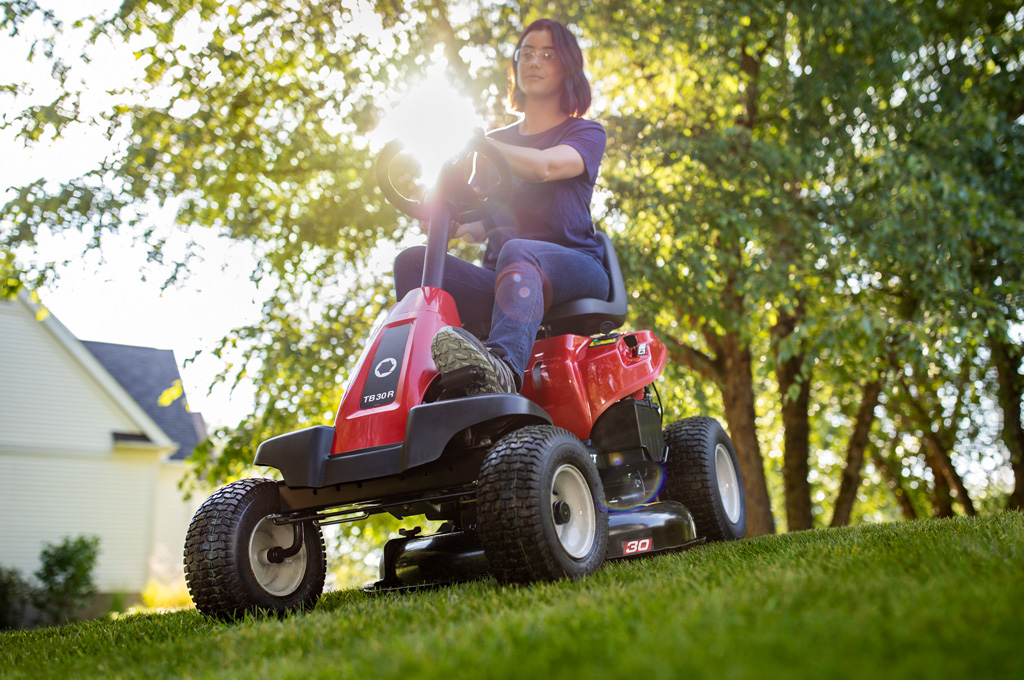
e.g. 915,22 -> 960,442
871,446 -> 918,520
720,335 -> 776,536
772,305 -> 812,532
900,383 -> 977,516
830,380 -> 883,527
923,442 -> 956,518
923,433 -> 976,516
778,352 -> 813,531
990,333 -> 1024,511
656,308 -> 775,536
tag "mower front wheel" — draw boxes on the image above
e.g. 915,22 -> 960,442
184,478 -> 326,621
477,425 -> 609,584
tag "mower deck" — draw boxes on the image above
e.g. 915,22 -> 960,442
369,501 -> 702,592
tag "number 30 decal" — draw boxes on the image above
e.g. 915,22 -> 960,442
623,538 -> 652,555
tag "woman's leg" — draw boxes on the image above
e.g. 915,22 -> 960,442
393,247 -> 518,394
407,239 -> 609,395
393,246 -> 497,333
487,239 -> 610,375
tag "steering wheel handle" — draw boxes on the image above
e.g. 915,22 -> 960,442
453,134 -> 514,223
375,140 -> 428,220
375,134 -> 514,223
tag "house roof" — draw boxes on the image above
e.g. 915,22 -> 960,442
82,341 -> 205,461
13,292 -> 176,454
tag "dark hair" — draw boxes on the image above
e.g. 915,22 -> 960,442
508,18 -> 592,117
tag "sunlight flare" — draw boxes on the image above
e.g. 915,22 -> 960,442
373,63 -> 484,187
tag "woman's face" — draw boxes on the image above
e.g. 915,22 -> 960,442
516,29 -> 565,101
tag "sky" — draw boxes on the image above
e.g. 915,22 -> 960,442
1,1 -> 481,428
13,218 -> 268,428
0,1 -> 272,427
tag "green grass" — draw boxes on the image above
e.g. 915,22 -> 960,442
2,512 -> 1022,680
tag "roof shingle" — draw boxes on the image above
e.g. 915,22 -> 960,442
82,341 -> 205,460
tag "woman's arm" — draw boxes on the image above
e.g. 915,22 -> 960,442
488,139 -> 585,183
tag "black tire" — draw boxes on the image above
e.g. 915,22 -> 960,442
477,425 -> 609,584
661,417 -> 746,541
183,478 -> 326,621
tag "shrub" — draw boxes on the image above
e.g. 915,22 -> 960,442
31,535 -> 101,625
0,566 -> 30,630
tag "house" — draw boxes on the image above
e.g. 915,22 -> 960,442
0,291 -> 206,601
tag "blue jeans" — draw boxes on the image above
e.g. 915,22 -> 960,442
394,238 -> 610,376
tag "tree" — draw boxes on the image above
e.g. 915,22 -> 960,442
3,0 -> 1020,532
3,0 -> 525,490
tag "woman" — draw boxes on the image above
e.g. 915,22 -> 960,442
394,18 -> 609,394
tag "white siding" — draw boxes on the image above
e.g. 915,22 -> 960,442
151,461 -> 205,584
0,299 -> 141,455
0,452 -> 159,592
0,295 -> 198,595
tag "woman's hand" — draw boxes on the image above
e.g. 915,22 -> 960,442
451,220 -> 486,244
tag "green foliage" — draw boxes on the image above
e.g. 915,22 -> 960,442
0,514 -> 1021,679
0,565 -> 30,630
31,535 -> 101,626
2,0 -> 1021,526
0,535 -> 101,629
584,0 -> 1023,523
1,248 -> 26,299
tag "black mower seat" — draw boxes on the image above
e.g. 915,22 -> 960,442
542,231 -> 628,337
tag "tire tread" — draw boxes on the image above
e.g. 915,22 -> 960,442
662,417 -> 745,541
183,478 -> 326,620
477,425 -> 606,584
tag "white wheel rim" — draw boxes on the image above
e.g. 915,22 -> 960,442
715,444 -> 742,524
249,518 -> 307,597
551,464 -> 596,559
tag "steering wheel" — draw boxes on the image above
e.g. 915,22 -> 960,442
375,133 -> 515,224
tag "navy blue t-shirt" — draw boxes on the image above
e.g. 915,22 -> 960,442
480,117 -> 607,269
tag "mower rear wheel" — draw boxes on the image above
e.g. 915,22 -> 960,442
477,425 -> 608,584
661,417 -> 746,541
184,478 -> 326,620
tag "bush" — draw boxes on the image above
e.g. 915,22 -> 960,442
0,566 -> 31,630
31,535 -> 101,625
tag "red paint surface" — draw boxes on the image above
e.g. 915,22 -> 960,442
331,287 -> 460,455
520,331 -> 666,440
329,286 -> 666,454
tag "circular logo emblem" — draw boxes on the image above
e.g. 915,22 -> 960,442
374,357 -> 398,378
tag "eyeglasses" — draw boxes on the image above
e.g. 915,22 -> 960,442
514,47 -> 558,64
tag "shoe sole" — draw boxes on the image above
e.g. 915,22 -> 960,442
431,328 -> 504,394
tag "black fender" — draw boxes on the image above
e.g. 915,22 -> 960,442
254,394 -> 551,488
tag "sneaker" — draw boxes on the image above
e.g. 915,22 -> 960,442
431,326 -> 519,395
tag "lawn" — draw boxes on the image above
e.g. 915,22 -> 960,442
2,512 -> 1021,680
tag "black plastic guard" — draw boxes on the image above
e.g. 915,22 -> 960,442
605,501 -> 700,560
399,393 -> 550,470
254,394 -> 551,488
254,425 -> 335,490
